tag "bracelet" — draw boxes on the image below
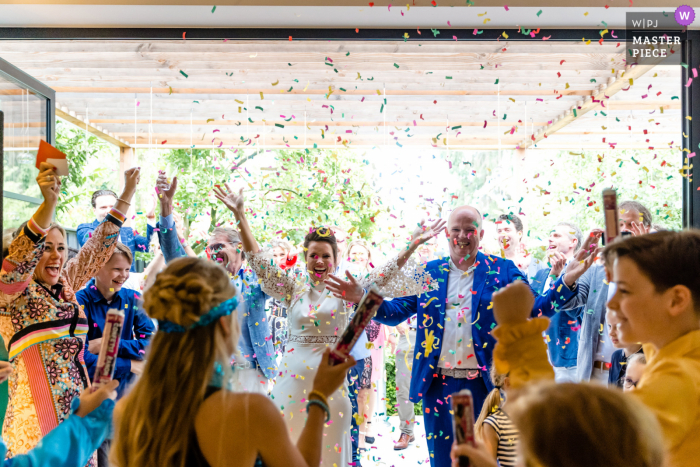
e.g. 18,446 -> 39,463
116,198 -> 131,206
308,389 -> 329,407
306,399 -> 331,423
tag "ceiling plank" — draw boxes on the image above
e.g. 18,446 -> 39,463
519,62 -> 662,149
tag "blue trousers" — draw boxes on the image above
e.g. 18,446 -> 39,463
347,358 -> 365,465
423,374 -> 489,467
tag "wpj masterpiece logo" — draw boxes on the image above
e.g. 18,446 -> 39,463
625,7 -> 694,66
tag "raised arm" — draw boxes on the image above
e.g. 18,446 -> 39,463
0,163 -> 59,306
154,171 -> 186,263
65,168 -> 141,291
213,184 -> 296,302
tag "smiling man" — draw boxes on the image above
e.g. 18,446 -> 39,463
154,171 -> 276,393
77,189 -> 156,272
371,205 -> 598,467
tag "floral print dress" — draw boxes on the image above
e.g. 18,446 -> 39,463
0,210 -> 124,463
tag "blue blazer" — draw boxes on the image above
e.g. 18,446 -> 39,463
531,268 -> 581,368
77,219 -> 153,272
157,215 -> 277,379
373,252 -> 576,403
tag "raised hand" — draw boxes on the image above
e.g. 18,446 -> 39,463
145,191 -> 157,220
492,280 -> 533,326
213,183 -> 245,214
548,250 -> 567,277
123,167 -> 141,194
562,230 -> 602,287
324,271 -> 365,303
155,170 -> 178,216
36,162 -> 61,206
411,218 -> 447,246
629,221 -> 650,236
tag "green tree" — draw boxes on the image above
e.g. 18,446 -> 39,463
158,148 -> 377,252
234,149 -> 377,247
53,119 -> 119,228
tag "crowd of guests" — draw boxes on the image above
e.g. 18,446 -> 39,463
0,162 -> 697,467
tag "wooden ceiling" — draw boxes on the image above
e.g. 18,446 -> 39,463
0,39 -> 682,150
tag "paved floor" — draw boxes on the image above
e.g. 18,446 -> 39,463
357,415 -> 431,466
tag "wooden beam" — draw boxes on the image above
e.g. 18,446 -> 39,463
56,108 -> 131,148
519,63 -> 661,149
52,87 -> 596,97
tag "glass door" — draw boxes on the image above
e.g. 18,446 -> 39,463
0,57 -> 55,234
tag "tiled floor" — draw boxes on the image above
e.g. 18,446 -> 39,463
357,415 -> 431,466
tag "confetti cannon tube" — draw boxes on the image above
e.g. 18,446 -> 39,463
93,308 -> 125,389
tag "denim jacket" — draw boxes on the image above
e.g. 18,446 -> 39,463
561,264 -> 609,382
157,215 -> 277,379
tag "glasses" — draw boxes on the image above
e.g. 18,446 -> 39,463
623,376 -> 639,389
206,242 -> 241,253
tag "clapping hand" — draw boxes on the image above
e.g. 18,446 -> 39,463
411,218 -> 447,246
213,183 -> 245,215
324,271 -> 365,303
547,250 -> 567,277
562,229 -> 602,287
36,162 -> 61,206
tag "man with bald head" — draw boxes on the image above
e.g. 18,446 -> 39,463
372,205 -> 597,467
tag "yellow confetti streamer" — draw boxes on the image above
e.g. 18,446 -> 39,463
423,297 -> 438,308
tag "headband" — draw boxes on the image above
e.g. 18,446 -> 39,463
158,296 -> 239,333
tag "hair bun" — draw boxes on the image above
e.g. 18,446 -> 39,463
144,272 -> 217,326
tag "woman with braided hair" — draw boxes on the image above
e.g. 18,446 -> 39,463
111,257 -> 355,467
212,184 -> 443,467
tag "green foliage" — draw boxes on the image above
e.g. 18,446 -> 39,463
446,148 -> 683,256
53,119 -> 119,228
158,148 -> 235,253
242,149 -> 377,247
157,148 -> 377,252
385,353 -> 422,417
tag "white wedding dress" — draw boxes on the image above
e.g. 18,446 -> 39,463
248,251 -> 435,467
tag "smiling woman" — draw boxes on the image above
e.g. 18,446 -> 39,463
210,182 -> 442,467
0,164 -> 140,465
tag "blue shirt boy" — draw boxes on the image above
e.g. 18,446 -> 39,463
76,278 -> 155,398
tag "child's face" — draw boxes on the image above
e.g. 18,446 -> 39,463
623,360 -> 646,392
606,309 -> 623,348
607,257 -> 671,346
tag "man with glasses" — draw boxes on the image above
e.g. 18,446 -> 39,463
154,172 -> 276,393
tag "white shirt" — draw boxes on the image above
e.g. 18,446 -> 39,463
438,258 -> 479,369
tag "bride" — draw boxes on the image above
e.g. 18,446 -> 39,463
213,184 -> 443,467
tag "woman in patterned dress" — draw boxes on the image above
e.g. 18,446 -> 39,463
0,163 -> 141,464
212,184 -> 442,467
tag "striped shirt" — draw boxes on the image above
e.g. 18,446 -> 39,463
483,409 -> 519,467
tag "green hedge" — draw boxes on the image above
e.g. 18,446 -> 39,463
385,353 -> 422,417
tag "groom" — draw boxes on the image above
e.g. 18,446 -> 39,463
368,206 -> 597,467
154,173 -> 277,392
